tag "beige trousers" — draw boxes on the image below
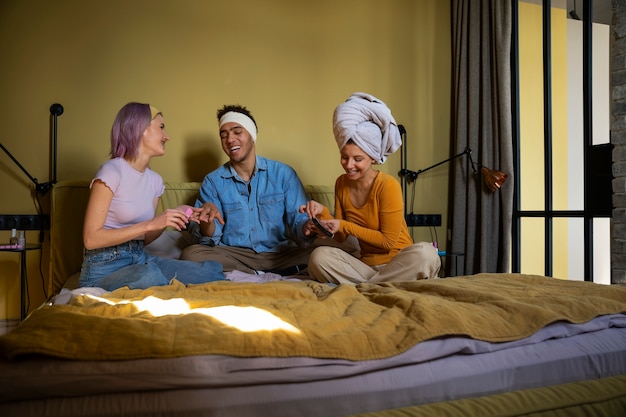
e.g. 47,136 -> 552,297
180,244 -> 314,275
307,242 -> 441,285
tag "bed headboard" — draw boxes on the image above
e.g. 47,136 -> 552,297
49,180 -> 335,295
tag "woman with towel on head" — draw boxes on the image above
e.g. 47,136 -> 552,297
300,92 -> 441,284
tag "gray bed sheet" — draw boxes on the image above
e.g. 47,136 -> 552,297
0,314 -> 625,417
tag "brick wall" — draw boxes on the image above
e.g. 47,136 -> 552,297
612,1 -> 626,284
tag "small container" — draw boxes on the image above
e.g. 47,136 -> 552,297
9,229 -> 18,247
17,230 -> 25,248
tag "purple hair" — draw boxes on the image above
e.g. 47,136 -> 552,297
110,102 -> 152,159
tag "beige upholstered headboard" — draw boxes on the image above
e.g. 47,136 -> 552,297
49,180 -> 335,295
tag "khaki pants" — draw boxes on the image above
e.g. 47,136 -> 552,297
181,244 -> 314,275
307,242 -> 441,285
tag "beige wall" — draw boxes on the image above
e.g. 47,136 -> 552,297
0,0 -> 451,320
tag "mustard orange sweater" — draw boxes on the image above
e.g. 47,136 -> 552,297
327,171 -> 412,266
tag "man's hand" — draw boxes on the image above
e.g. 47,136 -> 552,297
198,202 -> 225,225
195,202 -> 225,237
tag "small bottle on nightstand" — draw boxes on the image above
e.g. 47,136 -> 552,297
9,229 -> 18,247
17,230 -> 25,248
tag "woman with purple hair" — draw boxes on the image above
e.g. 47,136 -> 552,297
78,102 -> 224,290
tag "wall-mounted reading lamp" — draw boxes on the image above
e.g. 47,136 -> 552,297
0,103 -> 63,196
0,103 -> 63,231
397,126 -> 507,221
399,146 -> 507,191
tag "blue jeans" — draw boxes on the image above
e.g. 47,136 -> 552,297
79,240 -> 225,291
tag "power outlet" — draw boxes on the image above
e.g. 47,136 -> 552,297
405,213 -> 442,227
0,214 -> 50,230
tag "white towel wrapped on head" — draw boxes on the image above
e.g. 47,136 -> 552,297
333,92 -> 402,164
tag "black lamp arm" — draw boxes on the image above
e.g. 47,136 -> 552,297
0,104 -> 63,195
0,142 -> 38,185
0,142 -> 54,195
399,147 -> 477,183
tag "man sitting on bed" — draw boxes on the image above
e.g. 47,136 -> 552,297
180,104 -> 319,275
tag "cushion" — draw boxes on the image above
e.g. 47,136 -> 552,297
144,230 -> 193,259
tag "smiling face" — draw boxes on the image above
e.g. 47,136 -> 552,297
340,141 -> 376,181
140,114 -> 169,158
219,121 -> 255,164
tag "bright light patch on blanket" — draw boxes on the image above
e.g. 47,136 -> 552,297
130,296 -> 190,317
197,305 -> 301,333
83,294 -> 301,333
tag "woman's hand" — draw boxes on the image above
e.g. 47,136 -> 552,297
153,208 -> 192,231
300,200 -> 328,237
174,204 -> 204,224
299,200 -> 325,219
317,218 -> 339,236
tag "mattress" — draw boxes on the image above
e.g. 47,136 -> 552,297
1,314 -> 625,417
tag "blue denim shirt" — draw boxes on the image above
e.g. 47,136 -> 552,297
188,156 -> 312,252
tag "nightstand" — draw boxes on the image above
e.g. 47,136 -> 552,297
0,243 -> 41,321
438,251 -> 464,277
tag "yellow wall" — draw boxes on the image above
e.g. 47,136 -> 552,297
0,0 -> 452,319
518,2 -> 569,278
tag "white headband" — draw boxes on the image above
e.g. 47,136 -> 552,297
219,111 -> 257,142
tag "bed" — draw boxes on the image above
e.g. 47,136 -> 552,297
0,180 -> 625,417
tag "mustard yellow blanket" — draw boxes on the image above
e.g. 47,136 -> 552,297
2,273 -> 625,361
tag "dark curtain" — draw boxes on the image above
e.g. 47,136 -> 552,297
449,0 -> 514,274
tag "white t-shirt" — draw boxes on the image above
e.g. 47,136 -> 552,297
91,157 -> 165,230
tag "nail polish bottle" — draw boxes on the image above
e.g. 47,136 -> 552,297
17,230 -> 25,248
9,229 -> 18,247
